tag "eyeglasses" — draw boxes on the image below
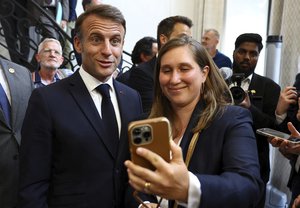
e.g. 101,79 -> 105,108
42,49 -> 62,56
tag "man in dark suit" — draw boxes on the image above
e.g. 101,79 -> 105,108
128,15 -> 193,113
0,57 -> 33,208
232,33 -> 281,207
116,36 -> 157,86
18,5 -> 143,208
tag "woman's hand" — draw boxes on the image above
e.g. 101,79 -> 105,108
125,140 -> 189,202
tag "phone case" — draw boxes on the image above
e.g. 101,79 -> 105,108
128,117 -> 171,170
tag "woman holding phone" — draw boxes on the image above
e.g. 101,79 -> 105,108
125,35 -> 264,208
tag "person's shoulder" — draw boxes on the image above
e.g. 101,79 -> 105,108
114,79 -> 140,94
214,51 -> 232,68
39,71 -> 78,92
253,73 -> 280,87
295,73 -> 300,81
0,58 -> 30,73
136,56 -> 156,71
222,105 -> 252,118
213,105 -> 253,127
215,50 -> 230,59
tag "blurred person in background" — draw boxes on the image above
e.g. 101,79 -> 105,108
117,36 -> 157,85
201,28 -> 232,68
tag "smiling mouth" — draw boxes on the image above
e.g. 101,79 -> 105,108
168,87 -> 184,93
98,60 -> 114,68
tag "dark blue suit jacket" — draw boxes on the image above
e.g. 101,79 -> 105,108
177,103 -> 263,207
128,56 -> 156,113
19,71 -> 143,208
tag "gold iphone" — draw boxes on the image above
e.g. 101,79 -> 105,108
128,117 -> 172,171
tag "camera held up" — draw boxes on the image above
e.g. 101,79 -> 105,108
229,73 -> 256,105
230,73 -> 247,105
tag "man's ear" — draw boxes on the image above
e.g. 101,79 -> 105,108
35,53 -> 40,62
159,34 -> 168,47
73,36 -> 82,54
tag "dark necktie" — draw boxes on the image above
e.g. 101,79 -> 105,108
96,84 -> 119,154
0,83 -> 11,125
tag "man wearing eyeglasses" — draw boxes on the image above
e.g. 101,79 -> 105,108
32,38 -> 65,88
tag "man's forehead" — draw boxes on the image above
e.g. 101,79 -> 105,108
83,15 -> 125,31
237,42 -> 259,50
43,41 -> 60,48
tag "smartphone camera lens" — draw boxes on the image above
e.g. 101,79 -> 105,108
133,128 -> 141,135
133,137 -> 142,144
143,131 -> 151,141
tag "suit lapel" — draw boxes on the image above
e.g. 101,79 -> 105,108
114,81 -> 131,158
68,72 -> 117,158
0,60 -> 13,128
5,66 -> 23,130
249,73 -> 262,95
179,101 -> 204,161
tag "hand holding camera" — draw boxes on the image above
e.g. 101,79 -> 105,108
229,73 -> 255,106
275,86 -> 298,116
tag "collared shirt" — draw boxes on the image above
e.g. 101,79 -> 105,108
241,74 -> 253,91
228,74 -> 253,92
79,67 -> 121,136
33,71 -> 61,88
0,66 -> 11,104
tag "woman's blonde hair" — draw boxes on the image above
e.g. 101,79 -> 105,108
149,35 -> 233,132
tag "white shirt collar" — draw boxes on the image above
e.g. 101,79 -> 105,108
79,66 -> 114,93
244,74 -> 253,83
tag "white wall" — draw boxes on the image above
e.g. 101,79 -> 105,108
75,0 -> 269,74
223,0 -> 269,75
76,0 -> 196,66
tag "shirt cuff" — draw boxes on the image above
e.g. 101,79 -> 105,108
177,171 -> 201,208
138,201 -> 150,208
275,112 -> 287,124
